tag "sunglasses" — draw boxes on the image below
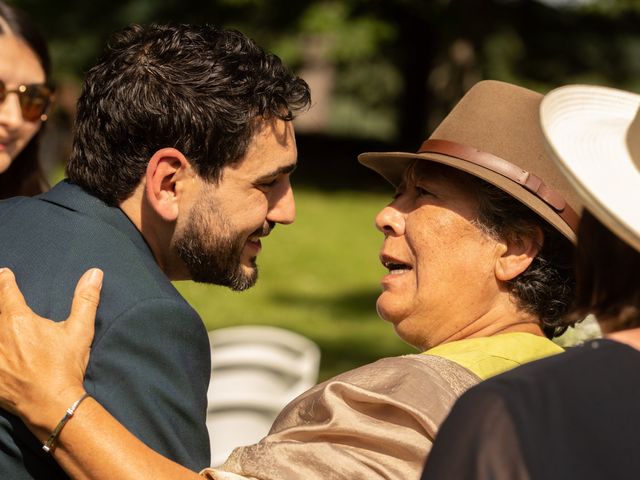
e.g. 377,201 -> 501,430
0,80 -> 53,122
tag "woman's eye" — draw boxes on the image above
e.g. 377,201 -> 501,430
415,186 -> 434,197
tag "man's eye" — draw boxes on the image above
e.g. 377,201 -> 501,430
258,179 -> 278,188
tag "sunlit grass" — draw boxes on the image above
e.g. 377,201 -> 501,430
175,187 -> 414,380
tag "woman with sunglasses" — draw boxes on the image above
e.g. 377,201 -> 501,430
0,1 -> 53,199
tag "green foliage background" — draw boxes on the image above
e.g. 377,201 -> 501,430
17,0 -> 640,146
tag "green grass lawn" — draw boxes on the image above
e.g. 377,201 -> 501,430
174,187 -> 415,381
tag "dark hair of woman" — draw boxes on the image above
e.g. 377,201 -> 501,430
569,210 -> 640,332
0,1 -> 52,200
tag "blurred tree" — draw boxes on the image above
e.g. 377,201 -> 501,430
10,0 -> 640,163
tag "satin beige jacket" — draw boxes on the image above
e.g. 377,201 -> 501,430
201,354 -> 480,480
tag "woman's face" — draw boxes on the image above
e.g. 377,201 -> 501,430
0,34 -> 46,173
375,162 -> 506,350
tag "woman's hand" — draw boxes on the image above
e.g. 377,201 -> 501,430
0,268 -> 103,423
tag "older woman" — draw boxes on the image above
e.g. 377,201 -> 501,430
421,84 -> 640,480
0,80 -> 580,480
0,1 -> 54,199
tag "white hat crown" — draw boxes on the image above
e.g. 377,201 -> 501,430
541,84 -> 640,252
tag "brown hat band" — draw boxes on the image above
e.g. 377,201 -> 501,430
419,139 -> 580,233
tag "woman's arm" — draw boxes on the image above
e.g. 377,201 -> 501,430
420,383 -> 530,480
32,396 -> 202,480
0,268 -> 201,480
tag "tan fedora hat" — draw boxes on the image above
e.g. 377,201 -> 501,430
541,84 -> 640,252
358,80 -> 581,242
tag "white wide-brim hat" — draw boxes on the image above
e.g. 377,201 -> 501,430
540,85 -> 640,253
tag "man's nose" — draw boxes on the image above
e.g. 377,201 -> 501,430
267,182 -> 296,225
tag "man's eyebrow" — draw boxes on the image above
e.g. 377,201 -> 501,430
255,163 -> 297,182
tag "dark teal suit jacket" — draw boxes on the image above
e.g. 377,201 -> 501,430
0,181 -> 211,478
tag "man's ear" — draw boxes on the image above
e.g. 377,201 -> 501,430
145,148 -> 192,222
495,226 -> 544,282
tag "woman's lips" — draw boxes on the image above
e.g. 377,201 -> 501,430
379,253 -> 412,283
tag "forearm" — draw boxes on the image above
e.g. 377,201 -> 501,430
23,391 -> 202,480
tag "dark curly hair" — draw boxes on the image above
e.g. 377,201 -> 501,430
0,1 -> 52,199
67,23 -> 311,205
472,179 -> 576,338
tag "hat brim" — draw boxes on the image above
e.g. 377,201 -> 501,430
540,85 -> 640,253
358,151 -> 577,242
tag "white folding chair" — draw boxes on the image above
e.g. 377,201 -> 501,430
206,325 -> 321,466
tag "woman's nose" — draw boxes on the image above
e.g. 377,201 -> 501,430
0,93 -> 24,131
375,204 -> 405,236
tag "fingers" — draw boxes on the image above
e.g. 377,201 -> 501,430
0,268 -> 27,315
67,269 -> 103,342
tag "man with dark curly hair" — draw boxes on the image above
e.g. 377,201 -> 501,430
0,23 -> 310,479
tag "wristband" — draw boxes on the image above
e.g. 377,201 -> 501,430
42,392 -> 90,453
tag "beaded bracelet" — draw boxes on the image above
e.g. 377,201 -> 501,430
42,392 -> 90,453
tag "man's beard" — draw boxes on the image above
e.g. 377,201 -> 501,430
175,199 -> 270,291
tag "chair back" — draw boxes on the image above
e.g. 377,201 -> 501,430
206,325 -> 321,466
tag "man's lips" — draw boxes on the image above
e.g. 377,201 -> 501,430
246,225 -> 272,251
246,235 -> 262,251
245,222 -> 275,254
